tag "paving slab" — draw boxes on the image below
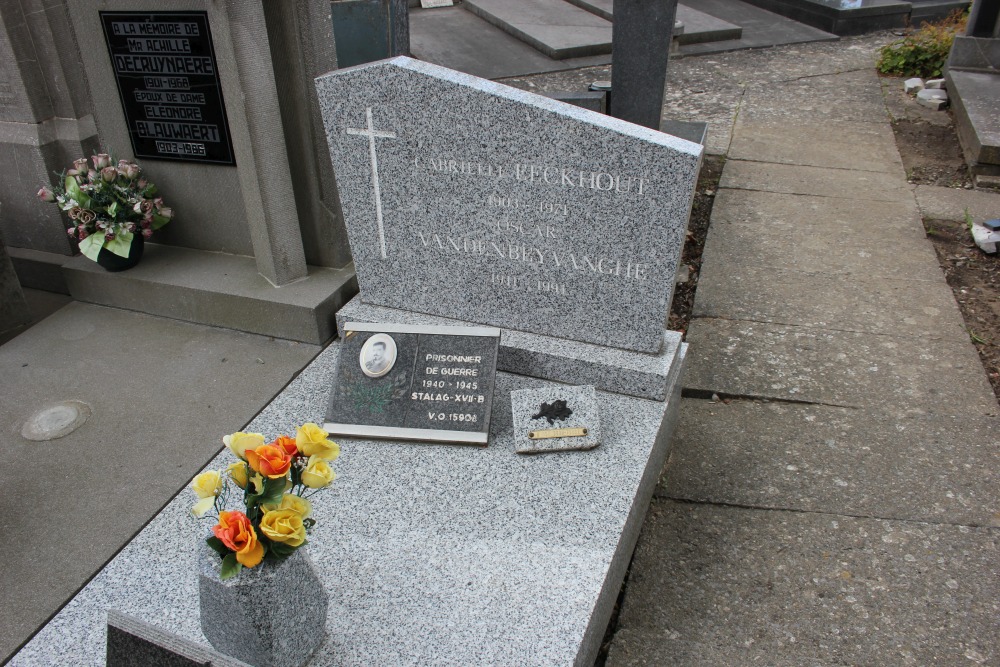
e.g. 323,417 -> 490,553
0,302 -> 319,664
684,317 -> 997,415
698,209 -> 943,280
739,69 -> 890,124
608,500 -> 1000,666
915,183 -> 1000,223
709,188 -> 927,238
464,0 -> 612,59
410,6 -> 612,80
693,264 -> 968,338
729,119 -> 904,174
719,159 -> 914,201
660,399 -> 1000,525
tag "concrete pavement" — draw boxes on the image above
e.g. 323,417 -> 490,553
606,35 -> 1000,667
0,303 -> 318,662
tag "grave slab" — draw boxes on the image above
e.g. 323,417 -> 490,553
693,264 -> 968,338
107,611 -> 252,667
608,500 -> 1000,666
463,0 -> 613,59
661,399 -> 1000,525
719,159 -> 914,201
63,244 -> 357,345
409,6 -> 613,80
729,119 -> 905,174
10,341 -> 685,667
683,317 -> 997,415
316,56 -> 702,354
336,296 -> 684,401
565,0 -> 744,45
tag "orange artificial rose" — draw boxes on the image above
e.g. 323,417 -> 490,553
245,444 -> 292,479
212,511 -> 264,568
273,435 -> 298,457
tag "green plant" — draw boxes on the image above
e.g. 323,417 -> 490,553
877,10 -> 968,79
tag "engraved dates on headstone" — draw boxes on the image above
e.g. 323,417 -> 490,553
100,11 -> 235,164
317,58 -> 703,353
325,323 -> 500,445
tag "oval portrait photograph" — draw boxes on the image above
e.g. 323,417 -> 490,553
359,333 -> 397,378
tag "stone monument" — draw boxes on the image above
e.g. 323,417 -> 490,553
0,1 -> 99,292
317,56 -> 700,399
5,1 -> 357,344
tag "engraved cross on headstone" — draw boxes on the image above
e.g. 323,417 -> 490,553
345,108 -> 397,259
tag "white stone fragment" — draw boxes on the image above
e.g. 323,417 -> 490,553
925,78 -> 946,89
971,223 -> 1000,253
904,77 -> 925,94
916,88 -> 948,110
917,88 -> 948,100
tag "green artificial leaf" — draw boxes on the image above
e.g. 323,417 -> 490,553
77,233 -> 104,262
107,201 -> 118,218
267,541 -> 293,558
220,553 -> 242,581
105,230 -> 134,258
64,176 -> 92,208
150,213 -> 170,230
205,535 -> 229,556
260,476 -> 287,505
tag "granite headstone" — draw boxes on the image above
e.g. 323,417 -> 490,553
316,56 -> 702,354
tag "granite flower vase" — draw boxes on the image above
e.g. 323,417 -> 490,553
198,542 -> 328,667
95,233 -> 144,272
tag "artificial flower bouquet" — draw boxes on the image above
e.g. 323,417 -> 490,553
190,423 -> 339,580
37,153 -> 173,261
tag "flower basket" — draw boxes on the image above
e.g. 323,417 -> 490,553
199,542 -> 328,667
36,153 -> 172,271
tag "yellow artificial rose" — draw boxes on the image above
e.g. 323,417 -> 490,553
295,423 -> 340,460
191,471 -> 222,499
263,493 -> 312,518
223,432 -> 265,460
301,455 -> 335,489
227,461 -> 249,489
259,509 -> 307,547
191,497 -> 216,518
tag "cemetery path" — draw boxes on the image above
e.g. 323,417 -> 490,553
587,33 -> 1000,667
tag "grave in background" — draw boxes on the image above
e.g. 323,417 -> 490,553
946,0 -> 1000,188
4,1 -> 357,344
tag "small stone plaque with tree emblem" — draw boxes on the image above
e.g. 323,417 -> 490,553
325,322 -> 500,445
511,385 -> 601,454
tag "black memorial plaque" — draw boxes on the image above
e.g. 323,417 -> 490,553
325,323 -> 501,445
100,11 -> 235,165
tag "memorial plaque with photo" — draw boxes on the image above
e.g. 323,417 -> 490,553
325,323 -> 500,445
100,11 -> 235,165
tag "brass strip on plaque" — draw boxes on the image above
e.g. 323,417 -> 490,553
344,330 -> 356,339
528,427 -> 588,440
